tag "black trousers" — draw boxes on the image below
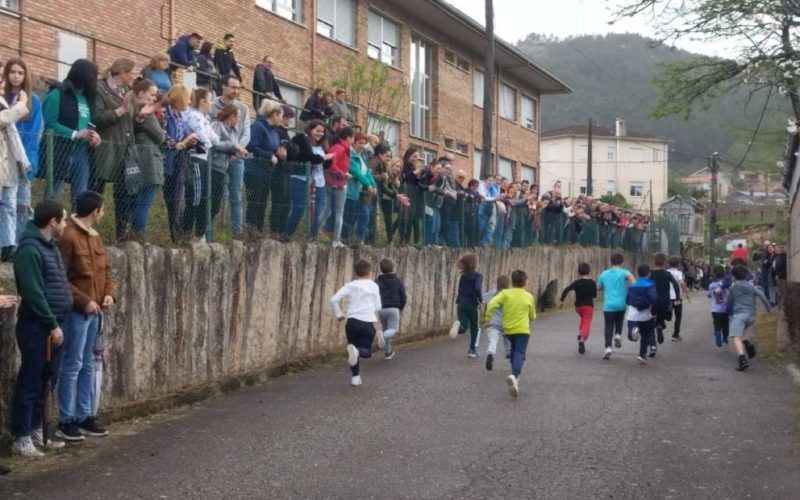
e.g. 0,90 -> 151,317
712,312 -> 730,342
672,301 -> 683,337
183,159 -> 226,238
345,318 -> 375,376
244,162 -> 274,233
603,310 -> 625,348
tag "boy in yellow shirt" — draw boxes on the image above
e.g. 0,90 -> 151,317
485,270 -> 536,398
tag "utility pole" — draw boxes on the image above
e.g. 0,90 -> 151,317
480,0 -> 495,179
709,153 -> 720,266
649,180 -> 653,218
587,118 -> 593,196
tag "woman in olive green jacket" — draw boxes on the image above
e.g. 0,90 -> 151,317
131,79 -> 165,241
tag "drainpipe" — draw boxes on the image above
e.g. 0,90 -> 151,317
169,0 -> 175,43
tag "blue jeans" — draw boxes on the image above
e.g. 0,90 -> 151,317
355,199 -> 373,242
479,201 -> 495,247
285,176 -> 308,237
57,311 -> 99,424
228,158 -> 244,235
424,207 -> 441,246
16,176 -> 32,243
321,187 -> 347,243
311,186 -> 326,239
507,334 -> 530,377
53,147 -> 90,211
445,219 -> 460,247
0,185 -> 17,248
130,184 -> 158,237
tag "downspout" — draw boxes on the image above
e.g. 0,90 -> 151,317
169,0 -> 175,43
311,0 -> 316,89
17,0 -> 24,57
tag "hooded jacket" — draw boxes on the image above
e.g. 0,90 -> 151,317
626,277 -> 657,312
376,273 -> 407,310
213,44 -> 241,81
168,35 -> 197,68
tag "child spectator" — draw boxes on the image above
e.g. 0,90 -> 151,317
330,259 -> 382,386
485,270 -> 537,398
626,264 -> 657,364
449,253 -> 483,358
707,265 -> 729,347
726,266 -> 772,371
559,262 -> 597,355
483,275 -> 510,371
375,258 -> 407,360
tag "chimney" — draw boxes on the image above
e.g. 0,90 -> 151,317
615,118 -> 626,137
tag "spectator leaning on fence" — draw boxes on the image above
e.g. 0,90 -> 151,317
195,41 -> 217,92
245,99 -> 284,235
252,56 -> 283,110
299,88 -> 331,123
161,84 -> 197,242
131,78 -> 166,241
210,103 -> 249,234
140,52 -> 172,94
213,33 -> 242,93
286,119 -> 329,239
168,33 -> 202,84
344,132 -> 376,245
331,89 -> 353,123
321,126 -> 354,248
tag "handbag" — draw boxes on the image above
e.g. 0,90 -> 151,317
122,145 -> 145,195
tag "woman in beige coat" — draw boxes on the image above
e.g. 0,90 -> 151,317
0,88 -> 29,261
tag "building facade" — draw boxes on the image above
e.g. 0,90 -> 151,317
540,120 -> 670,209
659,195 -> 705,248
0,0 -> 570,180
675,167 -> 732,200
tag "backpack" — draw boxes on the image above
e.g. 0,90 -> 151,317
628,288 -> 652,311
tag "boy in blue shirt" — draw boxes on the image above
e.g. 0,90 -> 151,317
625,264 -> 658,364
596,253 -> 634,360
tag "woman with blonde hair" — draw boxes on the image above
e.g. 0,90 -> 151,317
141,52 -> 171,94
162,84 -> 197,241
245,99 -> 285,234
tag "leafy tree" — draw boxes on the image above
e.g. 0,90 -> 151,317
600,193 -> 632,208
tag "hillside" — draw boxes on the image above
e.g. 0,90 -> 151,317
517,33 -> 788,176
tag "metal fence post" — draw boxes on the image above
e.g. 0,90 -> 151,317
205,155 -> 213,243
45,132 -> 54,199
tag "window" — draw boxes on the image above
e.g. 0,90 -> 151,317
607,146 -> 615,161
456,141 -> 469,155
473,149 -> 482,179
0,0 -> 19,11
444,50 -> 456,64
579,179 -> 587,195
520,95 -> 537,130
444,49 -> 469,71
279,82 -> 304,134
367,114 -> 399,156
521,164 -> 536,183
652,149 -> 661,162
605,180 -> 615,196
473,70 -> 484,107
629,147 -> 645,162
499,82 -> 516,120
256,0 -> 302,22
630,181 -> 645,197
421,148 -> 437,166
443,137 -> 455,150
410,36 -> 432,140
498,157 -> 514,180
456,57 -> 470,72
58,32 -> 87,81
368,11 -> 399,67
317,0 -> 355,46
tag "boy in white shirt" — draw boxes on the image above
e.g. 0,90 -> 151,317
330,259 -> 382,386
667,256 -> 691,341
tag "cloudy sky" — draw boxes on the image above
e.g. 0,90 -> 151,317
445,0 -> 726,56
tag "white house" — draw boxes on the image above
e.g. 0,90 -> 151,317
540,119 -> 671,209
675,167 -> 733,199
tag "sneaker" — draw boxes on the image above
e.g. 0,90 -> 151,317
637,356 -> 647,364
649,344 -> 657,358
11,436 -> 43,457
602,347 -> 612,360
656,327 -> 664,345
614,334 -> 622,348
671,335 -> 682,342
723,340 -> 729,346
78,417 -> 108,437
31,429 -> 65,450
384,351 -> 395,360
506,375 -> 519,398
55,421 -> 85,442
346,344 -> 359,367
376,331 -> 386,349
736,355 -> 750,372
448,320 -> 460,340
628,326 -> 640,342
578,340 -> 586,354
485,353 -> 494,371
331,241 -> 345,249
714,329 -> 723,348
467,350 -> 480,358
350,375 -> 363,386
744,340 -> 757,359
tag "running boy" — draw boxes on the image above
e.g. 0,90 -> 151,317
667,256 -> 691,342
725,266 -> 772,371
707,265 -> 729,347
375,258 -> 406,360
649,253 -> 681,356
449,253 -> 483,358
559,262 -> 597,355
485,270 -> 536,398
625,264 -> 658,364
597,253 -> 634,360
330,259 -> 382,386
483,275 -> 510,371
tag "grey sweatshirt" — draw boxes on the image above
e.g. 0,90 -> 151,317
725,280 -> 771,316
209,97 -> 251,147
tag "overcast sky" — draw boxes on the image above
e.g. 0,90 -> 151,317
445,0 -> 726,56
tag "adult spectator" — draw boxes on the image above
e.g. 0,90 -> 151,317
210,75 -> 250,238
245,100 -> 285,235
299,88 -> 330,123
168,33 -> 202,84
213,33 -> 242,93
462,178 -> 482,247
438,159 -> 459,246
41,59 -> 100,212
366,143 -> 392,244
131,78 -> 165,241
162,84 -> 197,242
343,132 -> 376,245
252,56 -> 283,110
376,157 -> 407,245
56,191 -> 115,441
209,103 -> 248,234
140,52 -> 172,94
269,105 -> 298,240
3,58 -> 43,245
478,174 -> 500,247
195,41 -> 217,92
731,243 -> 748,262
287,119 -> 333,238
320,126 -> 354,248
761,243 -> 777,305
400,147 -> 425,246
11,200 -> 71,457
541,180 -> 564,244
331,89 -> 353,122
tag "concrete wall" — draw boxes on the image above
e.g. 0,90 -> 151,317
0,241 -> 635,437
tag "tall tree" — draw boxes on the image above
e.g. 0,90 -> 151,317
481,0 -> 496,178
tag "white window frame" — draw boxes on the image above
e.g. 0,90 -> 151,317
606,146 -> 615,161
278,80 -> 305,134
58,32 -> 88,82
410,36 -> 432,140
579,179 -> 587,195
630,181 -> 645,197
605,180 -> 615,196
499,82 -> 516,121
0,0 -> 19,12
455,141 -> 469,156
420,148 -> 437,166
652,148 -> 661,162
367,113 -> 400,156
368,10 -> 400,67
629,147 -> 645,163
316,0 -> 355,46
520,95 -> 538,130
473,149 -> 483,180
498,156 -> 514,180
473,69 -> 484,108
256,0 -> 302,22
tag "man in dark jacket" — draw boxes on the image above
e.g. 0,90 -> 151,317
252,56 -> 284,110
213,33 -> 242,93
11,200 -> 72,457
168,33 -> 202,70
375,258 -> 406,359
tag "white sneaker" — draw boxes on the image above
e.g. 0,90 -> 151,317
332,241 -> 345,248
602,347 -> 613,360
449,320 -> 460,339
12,436 -> 44,457
614,334 -> 622,348
350,375 -> 363,386
637,356 -> 647,364
506,375 -> 519,398
31,429 -> 65,450
376,330 -> 386,349
346,344 -> 359,367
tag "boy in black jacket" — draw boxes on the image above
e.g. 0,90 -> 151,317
648,253 -> 681,356
376,259 -> 407,359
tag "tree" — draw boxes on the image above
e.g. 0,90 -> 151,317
615,0 -> 800,121
599,193 -> 632,208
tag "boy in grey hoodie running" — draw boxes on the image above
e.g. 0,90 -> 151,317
483,275 -> 510,371
725,266 -> 772,371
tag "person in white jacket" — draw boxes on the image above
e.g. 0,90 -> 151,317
0,88 -> 30,260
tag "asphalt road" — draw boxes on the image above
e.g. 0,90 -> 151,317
2,295 -> 799,499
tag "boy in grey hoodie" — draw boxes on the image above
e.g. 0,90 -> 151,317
725,266 -> 772,371
482,275 -> 510,371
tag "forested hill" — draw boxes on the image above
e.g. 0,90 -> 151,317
517,33 -> 784,176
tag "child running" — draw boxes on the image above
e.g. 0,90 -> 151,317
667,256 -> 691,342
626,264 -> 658,364
449,253 -> 483,358
559,262 -> 597,355
483,275 -> 510,371
330,259 -> 382,386
375,258 -> 407,360
649,253 -> 681,356
725,265 -> 772,371
707,265 -> 730,347
485,270 -> 536,398
597,253 -> 634,360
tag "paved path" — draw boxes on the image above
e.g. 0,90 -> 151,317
2,296 -> 799,499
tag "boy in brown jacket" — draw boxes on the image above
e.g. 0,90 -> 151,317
56,190 -> 116,441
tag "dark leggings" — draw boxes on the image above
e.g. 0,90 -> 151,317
603,310 -> 625,348
712,312 -> 730,342
636,319 -> 655,357
345,318 -> 375,376
457,303 -> 480,351
380,198 -> 398,244
672,302 -> 683,337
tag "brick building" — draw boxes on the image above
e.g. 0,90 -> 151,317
0,0 -> 570,181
